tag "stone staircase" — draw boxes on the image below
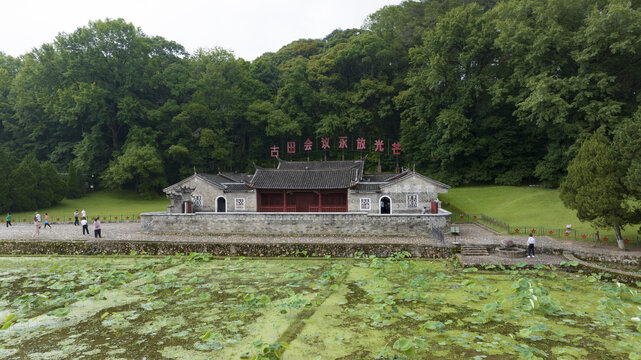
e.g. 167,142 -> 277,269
460,245 -> 490,256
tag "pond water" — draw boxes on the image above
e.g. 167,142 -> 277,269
0,254 -> 640,359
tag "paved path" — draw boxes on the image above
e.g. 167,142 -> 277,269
0,222 -> 442,245
1,222 -> 640,262
457,253 -> 566,266
448,223 -> 641,259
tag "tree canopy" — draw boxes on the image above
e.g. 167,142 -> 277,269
0,1 -> 640,214
560,132 -> 641,249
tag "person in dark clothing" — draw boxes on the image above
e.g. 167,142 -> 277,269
93,217 -> 102,238
527,233 -> 536,258
81,217 -> 89,235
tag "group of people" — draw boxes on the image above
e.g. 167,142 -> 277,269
72,209 -> 101,238
31,211 -> 52,236
4,208 -> 102,238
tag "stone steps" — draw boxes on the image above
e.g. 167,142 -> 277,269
461,245 -> 489,256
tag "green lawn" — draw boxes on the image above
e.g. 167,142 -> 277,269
5,190 -> 169,223
439,186 -> 641,243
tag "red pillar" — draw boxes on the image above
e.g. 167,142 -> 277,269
283,191 -> 287,212
318,190 -> 322,212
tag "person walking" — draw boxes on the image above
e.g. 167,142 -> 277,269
34,217 -> 40,237
81,208 -> 86,219
5,213 -> 11,227
35,212 -> 41,228
81,217 -> 89,235
527,233 -> 536,258
93,216 -> 102,238
74,210 -> 79,226
44,213 -> 52,229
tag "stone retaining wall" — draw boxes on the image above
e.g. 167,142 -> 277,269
140,211 -> 451,236
563,253 -> 641,283
0,240 -> 454,258
568,251 -> 640,266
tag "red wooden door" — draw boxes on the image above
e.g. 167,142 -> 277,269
321,191 -> 348,212
295,192 -> 317,212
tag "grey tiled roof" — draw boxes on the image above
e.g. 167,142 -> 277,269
381,171 -> 451,189
350,183 -> 381,192
219,172 -> 252,183
250,167 -> 361,189
223,183 -> 252,192
278,159 -> 365,180
278,159 -> 364,171
164,161 -> 450,194
199,174 -> 232,185
362,174 -> 395,182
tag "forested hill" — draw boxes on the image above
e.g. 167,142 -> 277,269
1,0 -> 640,195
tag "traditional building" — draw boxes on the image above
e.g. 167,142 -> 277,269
163,159 -> 450,214
163,173 -> 254,213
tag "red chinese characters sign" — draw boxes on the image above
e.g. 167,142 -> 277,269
287,142 -> 296,154
374,139 -> 384,152
392,142 -> 402,155
269,137 -> 401,155
270,145 -> 279,158
338,136 -> 348,149
321,137 -> 331,150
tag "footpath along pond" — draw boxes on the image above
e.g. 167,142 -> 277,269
0,254 -> 640,359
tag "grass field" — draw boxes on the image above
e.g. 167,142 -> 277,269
5,190 -> 169,223
439,186 -> 641,243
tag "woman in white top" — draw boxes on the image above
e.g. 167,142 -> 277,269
93,217 -> 102,238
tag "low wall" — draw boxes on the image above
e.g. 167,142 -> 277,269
0,240 -> 453,258
140,211 -> 451,236
564,253 -> 641,283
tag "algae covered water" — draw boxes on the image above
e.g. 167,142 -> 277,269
0,254 -> 640,359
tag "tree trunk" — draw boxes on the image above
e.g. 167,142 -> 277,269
111,125 -> 119,150
613,223 -> 625,250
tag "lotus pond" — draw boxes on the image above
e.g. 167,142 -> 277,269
1,254 -> 640,360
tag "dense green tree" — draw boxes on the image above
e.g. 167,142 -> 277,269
2,0 -> 641,201
0,148 -> 15,212
612,109 -> 641,217
39,161 -> 66,207
8,154 -> 64,211
400,3 -> 539,185
559,133 -> 641,249
102,144 -> 165,195
10,155 -> 40,211
9,18 -> 185,176
0,52 -> 20,148
66,161 -> 84,199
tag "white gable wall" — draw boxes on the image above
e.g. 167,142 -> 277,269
381,174 -> 448,214
165,176 -> 256,213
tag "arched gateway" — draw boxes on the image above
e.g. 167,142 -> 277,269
379,196 -> 391,214
216,197 -> 226,212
